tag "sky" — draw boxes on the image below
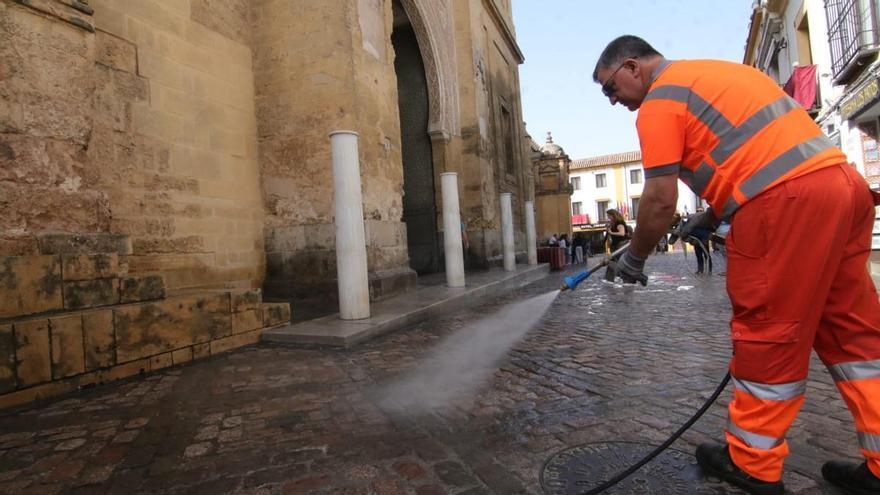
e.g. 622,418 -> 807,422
512,0 -> 753,159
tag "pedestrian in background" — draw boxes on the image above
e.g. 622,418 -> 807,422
605,209 -> 628,251
594,34 -> 880,494
558,234 -> 569,265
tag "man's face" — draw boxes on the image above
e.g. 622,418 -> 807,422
596,59 -> 643,111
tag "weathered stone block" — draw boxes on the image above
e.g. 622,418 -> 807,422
96,30 -> 136,73
231,288 -> 261,313
63,278 -> 120,310
14,319 -> 51,387
210,328 -> 261,355
82,310 -> 115,370
49,314 -> 85,379
113,293 -> 232,363
38,234 -> 132,256
119,274 -> 165,303
0,324 -> 15,393
150,352 -> 172,371
232,309 -> 262,334
95,358 -> 149,383
0,255 -> 63,319
171,347 -> 193,365
261,303 -> 290,327
193,343 -> 210,360
62,254 -> 119,281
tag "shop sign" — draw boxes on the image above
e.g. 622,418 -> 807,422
840,78 -> 880,120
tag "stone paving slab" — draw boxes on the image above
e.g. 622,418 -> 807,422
262,263 -> 550,347
0,251 -> 868,494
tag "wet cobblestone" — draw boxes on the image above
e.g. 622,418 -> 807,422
0,253 -> 858,493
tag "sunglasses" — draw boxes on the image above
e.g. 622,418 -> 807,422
601,62 -> 627,97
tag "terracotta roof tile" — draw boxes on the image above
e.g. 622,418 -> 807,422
571,150 -> 641,170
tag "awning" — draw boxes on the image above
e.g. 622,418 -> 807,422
783,65 -> 817,109
571,214 -> 590,225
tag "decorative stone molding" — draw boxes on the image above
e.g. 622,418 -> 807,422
400,0 -> 460,137
12,0 -> 94,32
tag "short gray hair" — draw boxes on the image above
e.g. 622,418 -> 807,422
592,35 -> 662,81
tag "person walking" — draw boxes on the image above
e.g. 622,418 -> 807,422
594,35 -> 880,494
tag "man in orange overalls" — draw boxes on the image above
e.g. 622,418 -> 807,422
594,35 -> 880,495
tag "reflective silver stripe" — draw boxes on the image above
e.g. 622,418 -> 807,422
739,135 -> 833,199
859,432 -> 880,453
827,359 -> 880,382
710,97 -> 800,165
732,377 -> 806,401
719,197 -> 740,219
727,419 -> 784,450
644,163 -> 681,178
643,85 -> 734,137
689,92 -> 735,138
644,84 -> 691,104
690,162 -> 715,195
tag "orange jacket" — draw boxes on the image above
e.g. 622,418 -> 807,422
637,59 -> 846,218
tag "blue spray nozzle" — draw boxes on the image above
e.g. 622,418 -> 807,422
562,270 -> 591,291
559,242 -> 631,292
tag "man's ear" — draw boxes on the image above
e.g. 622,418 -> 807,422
626,59 -> 641,80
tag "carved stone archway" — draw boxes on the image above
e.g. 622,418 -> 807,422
398,0 -> 460,138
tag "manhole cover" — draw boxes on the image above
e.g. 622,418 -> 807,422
541,441 -> 722,494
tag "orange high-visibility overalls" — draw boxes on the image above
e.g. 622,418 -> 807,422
638,59 -> 880,482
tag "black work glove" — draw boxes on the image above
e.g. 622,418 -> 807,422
608,250 -> 648,286
670,208 -> 718,244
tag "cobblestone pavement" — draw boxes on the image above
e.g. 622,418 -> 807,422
0,252 -> 864,494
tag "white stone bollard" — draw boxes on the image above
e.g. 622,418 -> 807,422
441,172 -> 466,287
500,193 -> 515,271
525,200 -> 537,265
329,131 -> 370,320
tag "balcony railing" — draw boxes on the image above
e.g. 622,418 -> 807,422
826,0 -> 880,83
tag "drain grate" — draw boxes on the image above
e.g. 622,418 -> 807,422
541,441 -> 725,494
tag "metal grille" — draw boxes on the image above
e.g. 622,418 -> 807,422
826,0 -> 880,81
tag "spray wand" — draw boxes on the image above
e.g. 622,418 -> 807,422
560,242 -> 632,291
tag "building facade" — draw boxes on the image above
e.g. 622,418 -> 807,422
0,0 -> 534,406
530,132 -> 572,243
743,0 -> 880,187
568,151 -> 701,238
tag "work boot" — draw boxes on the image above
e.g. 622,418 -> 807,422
822,460 -> 880,494
696,443 -> 785,495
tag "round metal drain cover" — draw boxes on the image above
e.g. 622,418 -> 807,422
541,441 -> 720,494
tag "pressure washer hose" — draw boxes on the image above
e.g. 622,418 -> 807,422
580,371 -> 731,494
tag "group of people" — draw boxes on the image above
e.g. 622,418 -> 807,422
547,232 -> 592,265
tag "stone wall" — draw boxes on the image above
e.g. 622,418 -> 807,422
0,233 -> 290,409
447,0 -> 530,266
254,0 -> 414,305
1,0 -> 266,291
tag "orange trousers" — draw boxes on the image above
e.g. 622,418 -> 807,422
724,164 -> 880,482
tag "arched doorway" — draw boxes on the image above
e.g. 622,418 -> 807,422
392,0 -> 438,274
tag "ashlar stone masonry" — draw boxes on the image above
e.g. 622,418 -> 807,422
1,0 -> 532,405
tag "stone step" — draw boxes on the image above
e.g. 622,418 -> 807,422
262,263 -> 549,347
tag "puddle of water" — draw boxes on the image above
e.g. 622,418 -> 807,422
372,290 -> 559,415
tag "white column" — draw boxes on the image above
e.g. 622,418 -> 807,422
525,200 -> 537,265
500,192 -> 515,271
441,172 -> 466,287
329,131 -> 370,320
